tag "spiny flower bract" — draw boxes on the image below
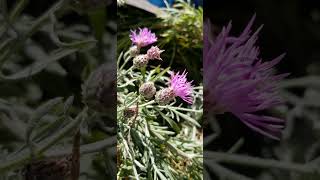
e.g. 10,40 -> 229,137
147,46 -> 164,60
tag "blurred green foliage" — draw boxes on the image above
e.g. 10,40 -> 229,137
0,0 -> 117,179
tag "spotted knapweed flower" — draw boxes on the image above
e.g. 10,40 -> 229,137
156,70 -> 193,105
130,28 -> 157,48
139,82 -> 156,99
123,106 -> 138,119
204,15 -> 289,140
133,54 -> 149,68
147,46 -> 164,60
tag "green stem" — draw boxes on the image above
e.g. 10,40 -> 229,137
280,76 -> 320,89
141,66 -> 146,80
140,100 -> 155,107
119,51 -> 131,70
9,0 -> 29,21
205,161 -> 253,180
205,151 -> 319,174
147,105 -> 202,113
117,66 -> 134,80
45,136 -> 116,157
118,95 -> 140,113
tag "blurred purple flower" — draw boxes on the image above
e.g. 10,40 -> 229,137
170,70 -> 194,104
130,28 -> 157,48
204,15 -> 289,139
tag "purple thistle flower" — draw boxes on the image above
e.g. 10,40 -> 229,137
204,15 -> 289,140
169,70 -> 194,104
155,70 -> 194,105
130,28 -> 157,48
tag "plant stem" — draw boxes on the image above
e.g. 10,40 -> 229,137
140,100 -> 155,107
45,136 -> 116,157
119,51 -> 131,70
147,105 -> 202,113
205,151 -> 319,174
205,161 -> 253,180
117,66 -> 133,80
280,76 -> 320,89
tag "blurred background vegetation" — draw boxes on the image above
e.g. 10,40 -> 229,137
0,0 -> 117,179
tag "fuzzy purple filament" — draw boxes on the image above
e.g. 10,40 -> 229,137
204,15 -> 289,140
130,27 -> 157,47
170,70 -> 194,104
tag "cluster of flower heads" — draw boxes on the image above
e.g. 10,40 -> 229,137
204,15 -> 289,140
129,28 -> 194,105
129,28 -> 163,68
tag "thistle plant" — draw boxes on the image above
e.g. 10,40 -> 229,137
117,28 -> 203,179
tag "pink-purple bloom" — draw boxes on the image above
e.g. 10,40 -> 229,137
169,70 -> 194,104
130,28 -> 157,47
155,70 -> 193,105
204,15 -> 289,140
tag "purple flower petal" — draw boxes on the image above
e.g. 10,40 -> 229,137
170,70 -> 194,104
204,15 -> 288,139
129,27 -> 157,47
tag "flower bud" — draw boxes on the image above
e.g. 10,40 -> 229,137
123,106 -> 138,118
133,54 -> 149,68
129,45 -> 140,57
139,82 -> 156,99
147,46 -> 164,60
82,63 -> 116,115
155,88 -> 175,105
